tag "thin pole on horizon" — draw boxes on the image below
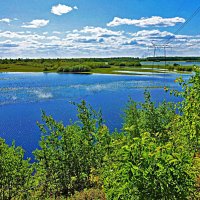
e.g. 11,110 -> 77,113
164,46 -> 167,68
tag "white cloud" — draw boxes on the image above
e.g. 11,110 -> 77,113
0,30 -> 46,40
75,26 -> 123,37
68,26 -> 126,47
51,4 -> 74,15
73,6 -> 78,10
0,40 -> 19,48
132,30 -> 174,38
46,36 -> 60,40
22,19 -> 49,28
0,18 -> 18,23
0,18 -> 11,23
53,31 -> 61,34
1,27 -> 200,58
107,16 -> 185,27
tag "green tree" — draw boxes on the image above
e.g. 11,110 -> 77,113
123,92 -> 176,140
33,101 -> 110,198
0,139 -> 32,200
102,70 -> 200,199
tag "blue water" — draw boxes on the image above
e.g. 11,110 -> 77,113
0,72 -> 191,160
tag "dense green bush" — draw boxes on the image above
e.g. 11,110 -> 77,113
59,65 -> 91,73
117,62 -> 142,67
84,62 -> 110,69
43,67 -> 48,72
108,61 -> 115,65
102,69 -> 200,200
165,65 -> 193,72
167,65 -> 175,71
71,65 -> 91,72
173,63 -> 180,67
123,92 -> 176,138
124,62 -> 135,67
57,67 -> 64,72
176,66 -> 193,72
69,188 -> 106,200
0,139 -> 33,199
97,65 -> 111,68
134,62 -> 142,67
103,132 -> 197,199
33,102 -> 110,198
119,62 -> 126,67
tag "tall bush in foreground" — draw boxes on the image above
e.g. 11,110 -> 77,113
176,68 -> 200,152
123,92 -> 176,139
102,69 -> 200,199
0,139 -> 32,200
103,131 -> 197,199
33,101 -> 110,198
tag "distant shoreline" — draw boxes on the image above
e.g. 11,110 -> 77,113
0,58 -> 196,74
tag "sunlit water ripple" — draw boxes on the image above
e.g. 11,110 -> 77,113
0,72 -> 191,160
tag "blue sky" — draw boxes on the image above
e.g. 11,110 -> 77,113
0,0 -> 199,58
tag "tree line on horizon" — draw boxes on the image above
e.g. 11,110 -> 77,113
0,57 -> 197,73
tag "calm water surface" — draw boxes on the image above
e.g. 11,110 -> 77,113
0,72 -> 191,159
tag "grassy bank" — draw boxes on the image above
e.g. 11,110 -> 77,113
0,58 -> 195,74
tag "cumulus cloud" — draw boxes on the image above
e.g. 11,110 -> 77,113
132,30 -> 174,38
46,36 -> 60,40
74,26 -> 123,37
123,30 -> 175,47
69,26 -> 125,46
53,31 -> 61,34
0,18 -> 18,23
0,30 -> 63,42
123,40 -> 138,46
107,16 -> 185,27
22,19 -> 49,28
0,18 -> 12,23
1,27 -> 200,58
0,30 -> 60,40
0,40 -> 19,48
51,4 -> 76,15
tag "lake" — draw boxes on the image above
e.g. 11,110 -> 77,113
0,72 -> 191,160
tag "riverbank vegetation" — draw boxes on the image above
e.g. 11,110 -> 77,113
0,57 -> 197,74
144,56 -> 200,62
0,69 -> 199,199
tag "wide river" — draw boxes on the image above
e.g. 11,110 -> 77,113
0,72 -> 191,160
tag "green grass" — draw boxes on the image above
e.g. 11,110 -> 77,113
91,66 -> 192,74
0,59 -> 194,74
